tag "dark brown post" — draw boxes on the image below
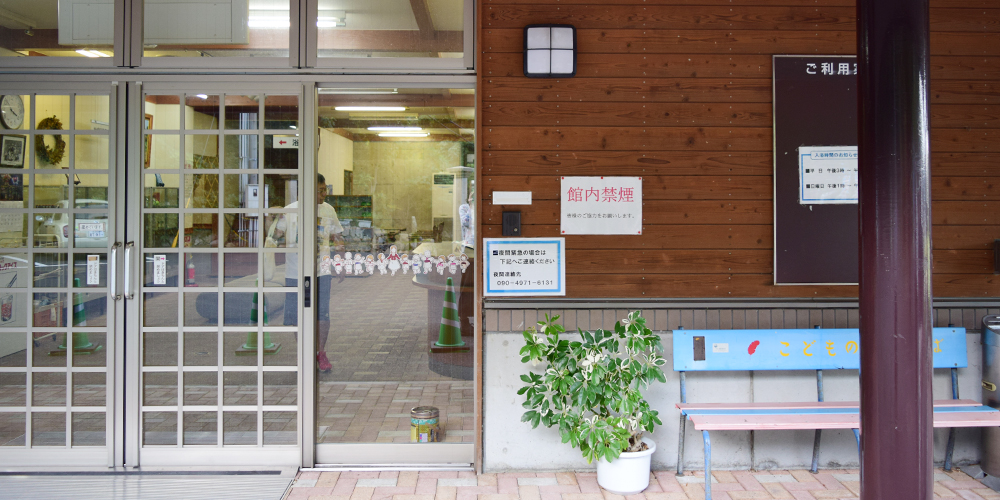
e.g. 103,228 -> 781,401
856,0 -> 934,499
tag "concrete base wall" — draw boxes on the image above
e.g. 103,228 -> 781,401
483,330 -> 985,472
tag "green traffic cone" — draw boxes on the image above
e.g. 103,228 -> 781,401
52,278 -> 99,355
434,277 -> 465,348
237,280 -> 280,355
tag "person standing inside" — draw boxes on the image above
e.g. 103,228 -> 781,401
270,174 -> 343,372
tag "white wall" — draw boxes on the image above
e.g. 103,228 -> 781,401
318,129 -> 353,195
483,331 -> 986,472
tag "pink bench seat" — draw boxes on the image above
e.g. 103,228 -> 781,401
687,403 -> 1000,432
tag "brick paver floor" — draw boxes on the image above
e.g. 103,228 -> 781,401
316,381 -> 474,443
282,468 -> 1000,500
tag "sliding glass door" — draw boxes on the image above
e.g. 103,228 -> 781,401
312,87 -> 475,465
130,84 -> 303,466
0,85 -> 119,466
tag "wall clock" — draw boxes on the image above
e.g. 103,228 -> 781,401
0,95 -> 24,129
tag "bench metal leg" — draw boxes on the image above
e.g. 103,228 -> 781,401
703,430 -> 712,500
944,428 -> 956,472
852,429 -> 860,455
811,429 -> 822,473
677,414 -> 687,475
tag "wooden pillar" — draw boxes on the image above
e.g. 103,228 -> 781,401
856,0 -> 934,499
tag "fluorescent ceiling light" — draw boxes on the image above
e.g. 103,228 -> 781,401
247,9 -> 344,29
76,49 -> 109,58
334,106 -> 407,112
378,132 -> 430,138
317,11 -> 347,28
349,112 -> 419,120
196,94 -> 208,99
368,126 -> 422,131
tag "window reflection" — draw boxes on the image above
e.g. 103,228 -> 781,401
317,0 -> 465,59
0,1 -> 113,58
314,88 -> 475,445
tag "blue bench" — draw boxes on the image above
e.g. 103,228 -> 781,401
672,326 -> 1000,500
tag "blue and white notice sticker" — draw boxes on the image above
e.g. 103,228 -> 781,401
483,238 -> 565,296
798,146 -> 859,204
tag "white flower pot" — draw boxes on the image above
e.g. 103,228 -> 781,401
596,436 -> 656,495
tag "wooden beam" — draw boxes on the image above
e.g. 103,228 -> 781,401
318,94 -> 475,108
320,118 -> 474,130
409,0 -> 436,40
0,26 -> 462,54
0,27 -> 63,52
318,29 -> 461,52
322,128 -> 470,143
326,128 -> 358,142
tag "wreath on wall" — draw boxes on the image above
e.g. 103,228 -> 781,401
35,115 -> 66,166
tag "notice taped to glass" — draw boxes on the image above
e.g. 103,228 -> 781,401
483,238 -> 565,296
798,146 -> 858,204
560,176 -> 642,235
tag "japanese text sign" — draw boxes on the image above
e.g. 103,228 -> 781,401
560,176 -> 642,235
673,328 -> 967,371
483,238 -> 565,296
799,146 -> 859,204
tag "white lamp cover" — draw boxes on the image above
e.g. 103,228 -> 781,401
526,50 -> 551,75
550,27 -> 574,49
524,25 -> 575,78
526,27 -> 551,49
550,50 -> 574,74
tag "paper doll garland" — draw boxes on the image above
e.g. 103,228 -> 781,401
326,251 -> 469,276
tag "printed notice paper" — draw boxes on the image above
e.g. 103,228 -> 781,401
483,238 -> 565,297
87,255 -> 100,285
560,176 -> 642,235
153,255 -> 167,285
798,146 -> 859,204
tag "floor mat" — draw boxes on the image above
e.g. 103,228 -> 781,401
0,474 -> 292,500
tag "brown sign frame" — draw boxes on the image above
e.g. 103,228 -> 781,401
773,55 -> 860,285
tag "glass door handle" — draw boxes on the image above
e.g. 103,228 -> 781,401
124,241 -> 135,300
110,242 -> 121,301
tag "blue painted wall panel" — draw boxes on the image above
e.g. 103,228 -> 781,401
672,328 -> 967,371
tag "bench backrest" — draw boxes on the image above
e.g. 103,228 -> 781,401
673,327 -> 967,372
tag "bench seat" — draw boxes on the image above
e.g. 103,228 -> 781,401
677,399 -> 985,412
672,327 -> 997,500
686,402 -> 1000,431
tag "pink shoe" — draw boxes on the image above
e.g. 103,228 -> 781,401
317,351 -> 332,372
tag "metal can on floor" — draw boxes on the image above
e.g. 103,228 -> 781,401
410,406 -> 440,443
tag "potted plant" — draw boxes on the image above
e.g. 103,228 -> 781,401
517,311 -> 666,494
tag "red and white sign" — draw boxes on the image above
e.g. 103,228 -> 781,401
560,176 -> 642,235
273,135 -> 300,149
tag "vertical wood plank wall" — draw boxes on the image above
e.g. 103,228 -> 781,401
478,0 -> 1000,300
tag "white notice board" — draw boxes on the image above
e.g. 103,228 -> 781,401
560,176 -> 642,235
483,238 -> 565,296
798,146 -> 858,204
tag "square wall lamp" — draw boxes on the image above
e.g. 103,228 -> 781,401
523,24 -> 576,78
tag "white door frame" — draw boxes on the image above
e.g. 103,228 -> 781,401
125,80 -> 308,467
0,80 -> 122,468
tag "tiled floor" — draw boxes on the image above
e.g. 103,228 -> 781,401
282,469 -> 1000,500
316,381 -> 474,443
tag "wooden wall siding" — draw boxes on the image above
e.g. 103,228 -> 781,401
483,307 -> 1000,333
479,0 -> 1000,299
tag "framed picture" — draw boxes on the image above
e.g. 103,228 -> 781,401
0,135 -> 25,168
144,114 -> 153,169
